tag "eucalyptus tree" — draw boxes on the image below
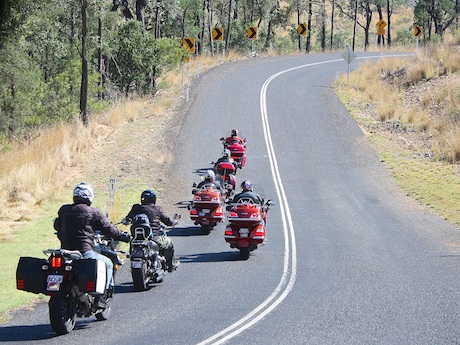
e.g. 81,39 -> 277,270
414,0 -> 459,39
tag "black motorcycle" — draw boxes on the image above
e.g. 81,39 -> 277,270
128,215 -> 166,291
16,233 -> 123,335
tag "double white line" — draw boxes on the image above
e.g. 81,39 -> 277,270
197,65 -> 303,345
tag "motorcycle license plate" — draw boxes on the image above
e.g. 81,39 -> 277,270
239,228 -> 249,238
199,209 -> 210,216
46,275 -> 64,291
131,261 -> 143,269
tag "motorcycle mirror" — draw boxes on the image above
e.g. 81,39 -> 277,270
192,182 -> 197,187
220,137 -> 224,141
266,199 -> 274,206
173,213 -> 181,220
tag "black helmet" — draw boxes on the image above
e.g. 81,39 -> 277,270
141,190 -> 156,205
73,182 -> 94,205
231,129 -> 238,137
240,180 -> 253,192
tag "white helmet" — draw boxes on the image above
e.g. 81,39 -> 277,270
73,182 -> 94,205
204,169 -> 215,181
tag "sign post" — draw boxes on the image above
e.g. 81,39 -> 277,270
212,28 -> 224,62
414,25 -> 423,50
247,26 -> 257,57
376,19 -> 386,51
341,46 -> 356,84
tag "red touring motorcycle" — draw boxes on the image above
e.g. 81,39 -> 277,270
214,161 -> 237,196
221,137 -> 247,169
189,185 -> 225,234
224,198 -> 273,260
16,233 -> 123,335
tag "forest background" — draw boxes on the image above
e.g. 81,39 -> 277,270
1,0 -> 460,322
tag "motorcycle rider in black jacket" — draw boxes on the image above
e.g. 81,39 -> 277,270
123,190 -> 178,272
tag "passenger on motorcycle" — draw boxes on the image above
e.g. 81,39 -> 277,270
54,182 -> 131,306
223,129 -> 245,146
214,149 -> 238,171
123,190 -> 178,272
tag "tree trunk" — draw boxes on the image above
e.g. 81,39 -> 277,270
386,0 -> 392,46
225,0 -> 233,53
80,0 -> 88,126
330,0 -> 335,50
306,0 -> 312,53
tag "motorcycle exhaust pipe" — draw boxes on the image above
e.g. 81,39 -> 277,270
155,270 -> 165,283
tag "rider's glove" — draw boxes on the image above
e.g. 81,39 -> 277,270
117,232 -> 131,243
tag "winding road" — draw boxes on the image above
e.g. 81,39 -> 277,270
2,53 -> 460,345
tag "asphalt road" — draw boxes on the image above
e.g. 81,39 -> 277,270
2,53 -> 460,344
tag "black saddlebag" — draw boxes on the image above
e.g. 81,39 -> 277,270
16,257 -> 47,294
74,258 -> 107,294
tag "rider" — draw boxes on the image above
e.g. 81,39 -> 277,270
123,190 -> 178,272
214,149 -> 238,171
232,180 -> 264,205
194,169 -> 224,193
223,129 -> 244,146
54,182 -> 131,307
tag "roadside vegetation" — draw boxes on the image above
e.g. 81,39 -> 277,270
1,0 -> 459,324
334,36 -> 460,229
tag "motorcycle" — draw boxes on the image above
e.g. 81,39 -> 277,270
224,198 -> 273,260
189,184 -> 225,234
220,137 -> 247,169
212,160 -> 237,197
16,232 -> 123,335
125,213 -> 179,291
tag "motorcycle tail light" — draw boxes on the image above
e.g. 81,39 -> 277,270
255,227 -> 265,237
215,207 -> 223,216
17,279 -> 24,290
194,195 -> 202,201
190,208 -> 198,215
229,212 -> 238,218
225,228 -> 234,236
250,212 -> 260,218
51,256 -> 62,268
86,281 -> 95,292
211,197 -> 218,202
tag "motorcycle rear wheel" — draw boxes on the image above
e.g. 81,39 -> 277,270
49,292 -> 77,335
201,224 -> 212,235
95,297 -> 112,321
132,262 -> 149,291
239,247 -> 250,260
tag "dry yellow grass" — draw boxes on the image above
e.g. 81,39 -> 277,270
0,53 -> 244,241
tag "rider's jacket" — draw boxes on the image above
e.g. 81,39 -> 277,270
232,191 -> 263,205
125,203 -> 175,231
54,202 -> 124,252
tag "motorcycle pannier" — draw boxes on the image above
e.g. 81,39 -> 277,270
16,257 -> 47,294
74,258 -> 107,294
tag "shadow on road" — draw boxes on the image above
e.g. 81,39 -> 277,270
0,319 -> 94,341
178,251 -> 240,263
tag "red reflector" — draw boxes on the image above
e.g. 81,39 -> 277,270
86,281 -> 95,291
229,212 -> 237,217
51,256 -> 62,268
17,280 -> 24,289
225,228 -> 234,236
